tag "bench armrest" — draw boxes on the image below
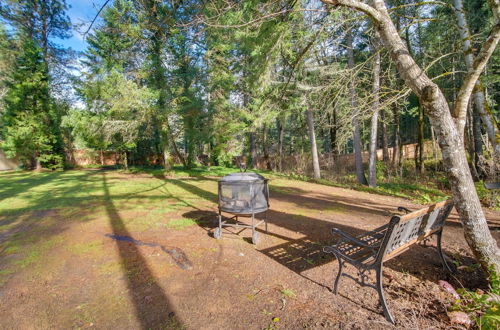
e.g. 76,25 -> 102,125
330,228 -> 380,249
397,206 -> 412,214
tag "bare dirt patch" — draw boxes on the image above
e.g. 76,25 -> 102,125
0,173 -> 498,329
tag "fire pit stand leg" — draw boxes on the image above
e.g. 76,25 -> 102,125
264,211 -> 268,232
214,209 -> 223,239
251,213 -> 255,236
251,213 -> 260,245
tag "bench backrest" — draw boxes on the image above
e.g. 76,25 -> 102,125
377,200 -> 454,262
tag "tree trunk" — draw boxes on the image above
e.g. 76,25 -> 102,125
472,108 -> 484,178
249,131 -> 257,169
35,155 -> 42,171
466,109 -> 480,180
150,32 -> 187,169
368,112 -> 379,187
306,108 -> 321,179
262,125 -> 272,171
368,36 -> 381,187
163,143 -> 172,171
416,105 -> 424,174
347,30 -> 368,185
100,150 -> 104,166
321,0 -> 500,275
123,152 -> 128,171
381,109 -> 389,162
329,109 -> 339,163
392,103 -> 402,174
431,126 -> 438,162
184,114 -> 195,169
277,118 -> 285,172
164,122 -> 187,168
372,0 -> 500,273
452,0 -> 499,155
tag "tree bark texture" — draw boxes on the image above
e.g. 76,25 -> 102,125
163,144 -> 172,171
322,0 -> 500,274
473,108 -> 484,178
381,109 -> 389,162
347,30 -> 368,185
452,0 -> 500,156
151,34 -> 187,168
249,131 -> 257,169
392,103 -> 402,173
329,109 -> 339,160
416,106 -> 424,174
368,38 -> 381,187
262,125 -> 272,171
277,118 -> 285,172
306,108 -> 321,179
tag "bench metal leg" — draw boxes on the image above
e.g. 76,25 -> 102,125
436,230 -> 453,272
376,266 -> 395,324
333,256 -> 343,294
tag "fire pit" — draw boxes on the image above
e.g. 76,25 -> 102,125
214,172 -> 269,244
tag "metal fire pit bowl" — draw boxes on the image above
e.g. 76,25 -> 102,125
214,172 -> 269,244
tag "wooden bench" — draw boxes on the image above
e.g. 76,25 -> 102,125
323,199 -> 455,324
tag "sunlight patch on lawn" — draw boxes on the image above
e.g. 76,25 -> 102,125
163,218 -> 197,230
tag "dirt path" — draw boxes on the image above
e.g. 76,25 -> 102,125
0,172 -> 498,329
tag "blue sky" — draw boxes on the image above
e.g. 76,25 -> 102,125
57,0 -> 108,52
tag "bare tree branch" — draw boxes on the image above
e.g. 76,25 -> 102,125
321,0 -> 383,23
84,0 -> 111,37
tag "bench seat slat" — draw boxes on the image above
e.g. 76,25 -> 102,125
329,224 -> 388,264
323,200 -> 455,324
384,201 -> 454,256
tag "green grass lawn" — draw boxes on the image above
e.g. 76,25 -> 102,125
0,169 -> 216,286
0,166 -> 451,288
0,167 -> 495,328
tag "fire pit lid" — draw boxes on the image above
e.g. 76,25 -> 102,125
220,172 -> 267,182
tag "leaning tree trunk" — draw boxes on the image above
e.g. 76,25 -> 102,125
347,30 -> 368,185
368,36 -> 381,187
453,0 -> 499,156
164,121 -> 187,168
472,108 -> 484,178
322,0 -> 500,275
306,108 -> 321,179
374,0 -> 500,273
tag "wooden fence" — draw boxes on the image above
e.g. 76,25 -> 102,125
64,141 -> 439,177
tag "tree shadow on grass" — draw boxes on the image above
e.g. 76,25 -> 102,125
0,171 -> 185,328
101,172 -> 182,329
172,178 -> 476,287
0,171 -> 108,259
0,170 -> 172,260
0,171 -> 67,201
173,178 -> 491,323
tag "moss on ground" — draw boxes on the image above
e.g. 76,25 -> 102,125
163,218 -> 197,230
67,240 -> 104,255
